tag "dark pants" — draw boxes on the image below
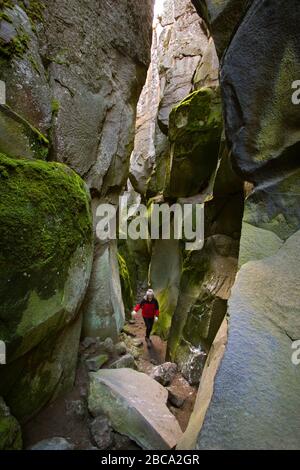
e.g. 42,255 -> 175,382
143,317 -> 154,339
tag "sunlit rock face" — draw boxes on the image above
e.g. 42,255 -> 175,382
130,0 -> 212,197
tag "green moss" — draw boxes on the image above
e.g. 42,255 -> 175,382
118,253 -> 134,319
167,87 -> 223,198
0,415 -> 22,450
151,287 -> 173,340
0,10 -> 13,22
0,398 -> 22,450
256,46 -> 300,163
51,99 -> 60,114
0,31 -> 29,58
0,1 -> 45,60
29,54 -> 40,74
0,153 -> 92,343
20,0 -> 45,24
166,251 -> 209,360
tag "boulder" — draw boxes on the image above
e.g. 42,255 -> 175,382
89,416 -> 114,450
0,397 -> 22,450
86,354 -> 109,372
191,0 -> 300,450
167,389 -> 185,409
0,154 -> 93,422
197,231 -> 300,449
108,354 -> 136,370
151,362 -> 178,387
103,338 -> 116,355
30,437 -> 74,451
167,239 -> 236,383
219,0 -> 300,183
168,88 -> 223,197
88,368 -> 183,449
115,342 -> 127,356
177,319 -> 227,449
65,400 -> 86,419
111,432 -> 138,451
191,0 -> 252,57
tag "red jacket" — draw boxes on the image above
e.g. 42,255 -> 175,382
134,298 -> 160,318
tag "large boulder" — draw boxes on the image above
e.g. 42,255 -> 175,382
88,368 -> 183,450
167,236 -> 237,384
190,0 -> 300,449
0,154 -> 93,421
0,397 -> 22,450
167,87 -> 223,197
191,0 -> 252,57
177,319 -> 227,449
220,0 -> 300,182
197,231 -> 300,449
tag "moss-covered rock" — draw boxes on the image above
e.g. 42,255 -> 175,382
118,252 -> 134,320
0,153 -> 93,420
150,239 -> 182,340
167,236 -> 237,384
0,397 -> 22,450
0,3 -> 52,135
167,87 -> 223,198
0,105 -> 49,159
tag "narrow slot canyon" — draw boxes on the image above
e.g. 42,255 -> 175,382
0,0 -> 300,452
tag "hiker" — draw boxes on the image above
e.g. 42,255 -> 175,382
132,289 -> 159,346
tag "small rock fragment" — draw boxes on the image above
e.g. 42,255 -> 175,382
89,416 -> 114,450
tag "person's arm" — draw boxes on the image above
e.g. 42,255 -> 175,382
131,299 -> 144,317
133,299 -> 145,312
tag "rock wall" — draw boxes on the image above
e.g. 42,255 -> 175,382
125,0 -> 242,388
130,0 -> 210,197
0,0 -> 154,437
185,0 -> 300,450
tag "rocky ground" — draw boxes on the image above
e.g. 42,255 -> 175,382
22,313 -> 196,450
